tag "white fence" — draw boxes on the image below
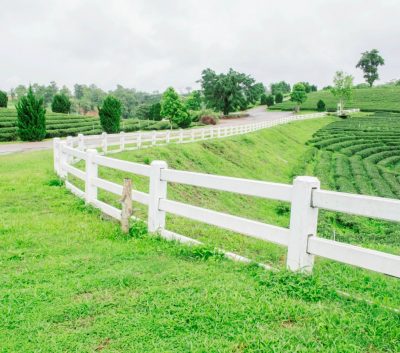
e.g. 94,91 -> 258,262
51,108 -> 400,278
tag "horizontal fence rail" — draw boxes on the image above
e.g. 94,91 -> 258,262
50,107 -> 400,279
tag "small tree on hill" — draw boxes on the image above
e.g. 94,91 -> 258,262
275,92 -> 283,103
331,71 -> 353,113
265,95 -> 275,107
16,86 -> 46,141
51,93 -> 71,113
317,99 -> 326,112
161,87 -> 191,128
290,83 -> 307,112
356,49 -> 384,87
0,90 -> 8,107
98,96 -> 122,133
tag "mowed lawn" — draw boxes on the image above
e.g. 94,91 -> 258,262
1,138 -> 399,350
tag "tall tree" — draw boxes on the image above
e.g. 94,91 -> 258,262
290,83 -> 307,112
356,49 -> 385,87
200,68 -> 259,115
52,93 -> 71,113
185,90 -> 202,110
16,87 -> 46,141
160,87 -> 191,128
99,96 -> 122,133
331,71 -> 354,112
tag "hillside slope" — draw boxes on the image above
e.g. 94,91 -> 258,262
270,86 -> 400,112
1,118 -> 399,351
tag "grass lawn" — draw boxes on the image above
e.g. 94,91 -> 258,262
1,118 -> 399,352
269,86 -> 400,112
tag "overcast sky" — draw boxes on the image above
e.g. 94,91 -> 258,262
1,0 -> 399,93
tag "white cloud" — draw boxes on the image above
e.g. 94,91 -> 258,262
1,0 -> 399,92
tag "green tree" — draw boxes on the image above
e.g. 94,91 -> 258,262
275,92 -> 283,103
270,81 -> 291,95
44,81 -> 58,105
185,90 -> 202,110
15,85 -> 27,99
290,83 -> 307,112
316,99 -> 326,112
16,86 -> 46,141
200,68 -> 258,115
0,90 -> 8,107
265,94 -> 274,107
149,102 -> 162,121
260,93 -> 268,105
136,104 -> 151,120
160,87 -> 190,128
356,49 -> 385,87
98,96 -> 122,133
74,84 -> 84,99
51,93 -> 71,113
330,71 -> 354,112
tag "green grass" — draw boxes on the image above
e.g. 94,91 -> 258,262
1,118 -> 400,352
270,86 -> 400,112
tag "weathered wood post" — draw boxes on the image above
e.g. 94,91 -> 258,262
152,131 -> 156,146
85,149 -> 98,204
287,176 -> 320,273
148,160 -> 168,232
166,130 -> 170,144
137,133 -> 142,149
179,129 -> 183,143
120,178 -> 133,233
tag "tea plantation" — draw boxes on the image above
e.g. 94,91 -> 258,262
270,86 -> 400,112
311,112 -> 400,199
0,108 -> 173,141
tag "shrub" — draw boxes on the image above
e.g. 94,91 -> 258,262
160,87 -> 191,128
317,99 -> 326,112
51,93 -> 71,113
200,115 -> 218,125
275,92 -> 283,103
265,94 -> 275,107
260,93 -> 268,105
16,87 -> 46,141
98,95 -> 122,133
0,90 -> 8,108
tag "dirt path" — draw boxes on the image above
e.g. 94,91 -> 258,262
0,107 -> 292,155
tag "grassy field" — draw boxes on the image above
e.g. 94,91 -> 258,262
0,108 -> 175,142
2,117 -> 399,352
270,86 -> 400,112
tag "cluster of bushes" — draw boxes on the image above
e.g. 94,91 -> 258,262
260,92 -> 283,107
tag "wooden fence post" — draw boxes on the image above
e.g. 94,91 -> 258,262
101,132 -> 107,153
191,129 -> 195,141
148,160 -> 168,232
53,138 -> 60,175
166,130 -> 170,144
120,131 -> 125,151
137,133 -> 142,149
85,149 -> 98,204
179,129 -> 183,143
287,176 -> 320,273
152,131 -> 156,146
120,178 -> 133,233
